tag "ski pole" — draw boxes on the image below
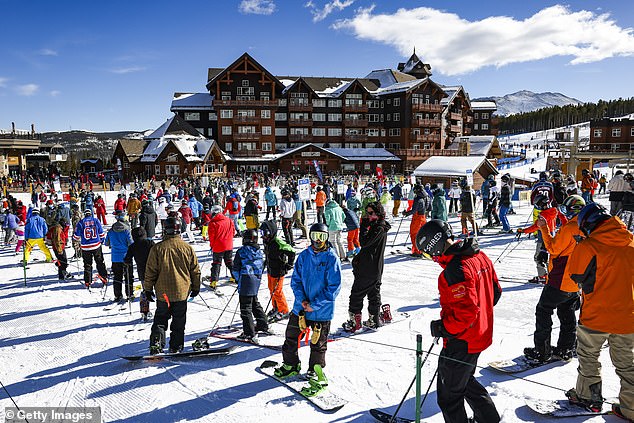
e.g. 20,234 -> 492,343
228,298 -> 240,329
197,292 -> 211,309
210,286 -> 238,331
390,216 -> 405,249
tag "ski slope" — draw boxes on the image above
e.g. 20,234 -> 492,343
0,190 -> 623,423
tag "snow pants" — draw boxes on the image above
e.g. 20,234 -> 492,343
534,237 -> 549,278
499,205 -> 510,232
533,285 -> 580,354
575,325 -> 634,419
239,295 -> 268,338
392,200 -> 401,217
449,198 -> 460,214
112,261 -> 134,299
96,210 -> 107,225
245,215 -> 259,231
266,205 -> 276,220
293,209 -> 308,238
316,206 -> 325,225
410,213 -> 426,254
150,300 -> 187,352
282,312 -> 331,372
4,227 -> 16,245
82,247 -> 108,286
211,250 -> 233,282
438,338 -> 500,423
52,248 -> 69,279
268,275 -> 289,314
348,277 -> 381,317
282,217 -> 294,246
460,212 -> 477,235
328,230 -> 345,259
346,228 -> 360,252
25,238 -> 52,262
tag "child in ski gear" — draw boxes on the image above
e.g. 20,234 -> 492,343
324,199 -> 346,259
243,192 -> 260,231
15,220 -> 25,255
402,184 -> 430,257
124,226 -> 155,286
275,223 -> 342,395
260,220 -> 295,322
523,195 -> 585,364
417,219 -> 502,423
344,201 -> 390,331
459,184 -> 478,236
264,186 -> 278,220
341,202 -> 360,257
431,184 -> 448,222
565,203 -> 634,418
144,216 -> 200,354
105,211 -> 134,301
207,205 -> 234,289
47,218 -> 71,280
24,208 -> 53,264
114,194 -> 126,213
233,229 -> 268,341
73,209 -> 108,287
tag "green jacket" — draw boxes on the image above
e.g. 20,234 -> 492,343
325,200 -> 346,231
431,190 -> 448,221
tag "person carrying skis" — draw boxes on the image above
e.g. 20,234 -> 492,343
431,184 -> 448,222
47,217 -> 72,280
523,195 -> 585,364
260,220 -> 295,323
343,201 -> 391,332
232,229 -> 268,342
279,188 -> 296,246
144,216 -> 201,354
565,203 -> 634,419
341,201 -> 360,258
207,205 -> 235,289
416,219 -> 502,423
402,184 -> 430,257
24,208 -> 53,264
105,210 -> 134,301
264,185 -> 278,220
389,182 -> 403,218
73,209 -> 108,287
274,223 -> 342,397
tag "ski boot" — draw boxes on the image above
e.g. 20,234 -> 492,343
301,364 -> 328,397
523,347 -> 552,363
342,312 -> 362,332
266,308 -> 278,321
237,332 -> 259,344
565,385 -> 603,412
381,304 -> 393,323
209,280 -> 218,291
611,404 -> 634,421
552,346 -> 575,362
363,314 -> 382,329
192,337 -> 209,351
149,344 -> 163,355
528,275 -> 547,284
169,345 -> 183,354
274,362 -> 301,379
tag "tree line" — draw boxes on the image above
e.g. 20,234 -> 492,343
498,97 -> 634,135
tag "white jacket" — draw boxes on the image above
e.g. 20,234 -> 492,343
608,174 -> 628,193
449,186 -> 462,199
280,198 -> 296,218
156,203 -> 169,220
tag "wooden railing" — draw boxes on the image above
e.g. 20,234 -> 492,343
411,118 -> 441,127
289,134 -> 313,142
288,118 -> 313,126
449,112 -> 462,121
343,104 -> 369,113
411,103 -> 443,112
409,134 -> 441,143
232,149 -> 263,157
234,132 -> 261,141
213,100 -> 277,107
234,116 -> 261,124
389,148 -> 461,157
343,118 -> 368,127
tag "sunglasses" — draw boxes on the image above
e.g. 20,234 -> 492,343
310,232 -> 328,243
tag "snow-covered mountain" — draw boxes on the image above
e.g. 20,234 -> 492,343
475,90 -> 582,116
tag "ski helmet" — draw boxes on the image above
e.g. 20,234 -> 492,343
577,203 -> 610,236
32,208 -> 40,214
115,210 -> 126,221
416,219 -> 454,258
210,205 -> 223,216
260,220 -> 278,244
309,223 -> 329,250
242,229 -> 258,246
582,169 -> 589,176
501,174 -> 510,183
533,194 -> 551,211
539,171 -> 548,181
83,209 -> 92,216
561,195 -> 586,219
163,216 -> 181,235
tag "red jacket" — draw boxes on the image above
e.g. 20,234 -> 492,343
207,213 -> 234,253
179,206 -> 193,224
114,198 -> 127,212
436,238 -> 502,353
223,197 -> 241,216
17,205 -> 27,223
520,206 -> 568,234
201,211 -> 212,226
95,198 -> 106,215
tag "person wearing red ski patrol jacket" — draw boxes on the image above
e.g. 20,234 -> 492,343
207,207 -> 235,286
114,195 -> 127,212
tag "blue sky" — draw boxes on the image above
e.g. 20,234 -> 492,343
1,0 -> 633,132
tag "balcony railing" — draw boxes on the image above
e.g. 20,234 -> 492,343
449,112 -> 462,121
463,127 -> 472,135
448,125 -> 462,133
288,100 -> 313,112
232,149 -> 263,157
344,134 -> 368,142
411,103 -> 443,112
288,134 -> 313,142
389,148 -> 461,157
213,99 -> 277,107
234,132 -> 261,141
411,118 -> 441,128
288,118 -> 313,126
234,116 -> 261,124
409,134 -> 441,143
465,116 -> 474,123
0,131 -> 41,140
343,104 -> 369,113
343,118 -> 369,127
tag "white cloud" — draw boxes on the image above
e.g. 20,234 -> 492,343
333,5 -> 634,75
0,77 -> 7,88
38,48 -> 58,56
239,0 -> 276,15
306,0 -> 354,22
50,90 -> 61,97
110,66 -> 146,74
16,84 -> 39,96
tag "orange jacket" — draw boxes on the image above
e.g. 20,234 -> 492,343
581,175 -> 595,192
127,198 -> 141,215
567,217 -> 634,334
315,191 -> 326,208
520,207 -> 568,234
540,216 -> 583,293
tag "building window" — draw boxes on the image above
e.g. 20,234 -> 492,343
328,128 -> 342,137
184,112 -> 200,121
389,143 -> 399,149
367,128 -> 379,137
388,128 -> 401,136
328,113 -> 342,122
593,129 -> 602,137
167,153 -> 178,162
205,164 -> 215,173
368,114 -> 379,122
631,127 -> 634,136
474,124 -> 479,130
154,165 -> 160,175
222,126 -> 232,135
195,128 -> 205,136
238,126 -> 256,134
262,142 -> 272,151
209,112 -> 217,121
412,144 -> 420,150
312,99 -> 326,108
275,112 -> 287,121
387,99 -> 391,105
220,110 -> 233,119
328,99 -> 342,108
393,113 -> 400,121
278,98 -> 287,106
386,114 -> 391,121
224,143 -> 232,152
313,113 -> 326,121
165,164 -> 180,175
242,79 -> 249,87
261,109 -> 271,119
482,113 -> 489,119
474,113 -> 479,119
367,100 -> 379,108
481,124 -> 489,130
313,128 -> 326,136
612,144 -> 620,151
237,109 -> 255,117
275,127 -> 287,136
423,144 -> 431,150
612,128 -> 622,137
262,126 -> 272,135
381,129 -> 386,137
393,98 -> 400,107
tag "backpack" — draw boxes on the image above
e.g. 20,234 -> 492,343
275,238 -> 296,273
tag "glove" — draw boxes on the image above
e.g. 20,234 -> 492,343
430,319 -> 452,338
190,290 -> 199,298
515,229 -> 523,240
143,290 -> 155,302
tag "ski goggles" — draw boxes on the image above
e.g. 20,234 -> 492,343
310,231 -> 328,243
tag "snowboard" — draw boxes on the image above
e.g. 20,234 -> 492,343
488,355 -> 562,373
258,360 -> 347,413
121,345 -> 237,361
369,408 -> 415,423
525,397 -> 613,418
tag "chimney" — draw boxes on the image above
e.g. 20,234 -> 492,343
31,124 -> 35,134
11,122 -> 15,134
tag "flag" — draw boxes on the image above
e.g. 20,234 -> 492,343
313,160 -> 323,182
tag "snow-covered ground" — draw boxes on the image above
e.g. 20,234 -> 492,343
0,190 -> 622,423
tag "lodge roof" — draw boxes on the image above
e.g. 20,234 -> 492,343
145,114 -> 203,140
117,139 -> 146,163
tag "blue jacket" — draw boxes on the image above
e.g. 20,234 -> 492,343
232,244 -> 265,296
342,208 -> 360,230
73,216 -> 105,250
56,204 -> 71,224
291,246 -> 341,321
389,184 -> 403,201
188,198 -> 203,218
25,214 -> 48,239
3,213 -> 18,230
264,188 -> 278,207
105,221 -> 133,262
481,179 -> 491,200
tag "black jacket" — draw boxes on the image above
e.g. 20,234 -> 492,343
459,191 -> 477,213
139,205 -> 158,238
124,238 -> 155,280
244,198 -> 258,216
553,182 -> 567,206
500,184 -> 512,208
352,218 -> 391,282
263,237 -> 296,278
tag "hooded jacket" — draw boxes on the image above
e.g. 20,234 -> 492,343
232,244 -> 265,296
431,189 -> 448,221
540,216 -> 583,293
105,220 -> 133,262
568,217 -> 634,334
389,184 -> 403,201
459,190 -> 477,213
291,245 -> 341,321
352,217 -> 390,282
188,197 -> 203,219
124,228 -> 155,280
207,213 -> 234,252
324,200 -> 345,231
342,207 -> 360,231
435,238 -> 502,353
264,187 -> 278,207
280,197 -> 296,219
178,205 -> 193,224
127,197 -> 141,216
139,204 -> 158,238
47,222 -> 68,254
264,234 -> 296,278
25,214 -> 48,239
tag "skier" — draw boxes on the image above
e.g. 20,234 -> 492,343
69,203 -> 82,260
315,186 -> 326,224
484,180 -> 500,229
416,219 -> 502,423
346,190 -> 361,217
144,216 -> 201,354
341,201 -> 360,258
207,205 -> 235,289
156,196 -> 169,231
200,207 -> 211,242
105,210 -> 133,301
551,170 -> 567,206
523,195 -> 585,363
124,226 -> 155,286
274,223 -> 342,397
3,209 -> 18,247
126,193 -> 141,228
531,172 -> 556,206
114,193 -> 126,213
402,184 -> 430,257
47,217 -> 72,280
324,198 -> 346,260
139,199 -> 158,239
24,208 -> 53,264
448,181 -> 461,216
264,185 -> 278,220
178,199 -> 195,243
498,175 -> 513,234
343,201 -> 391,331
260,220 -> 294,322
480,175 -> 493,218
243,192 -> 260,231
608,170 -> 628,215
459,184 -> 478,236
431,184 -> 448,222
73,209 -> 108,287
187,195 -> 203,230
94,195 -> 107,225
279,189 -> 296,246
223,194 -> 241,236
580,169 -> 595,204
292,190 -> 308,239
565,203 -> 634,419
389,182 -> 403,218
232,229 -> 268,341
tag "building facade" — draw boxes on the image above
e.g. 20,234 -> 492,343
589,115 -> 634,153
0,123 -> 41,177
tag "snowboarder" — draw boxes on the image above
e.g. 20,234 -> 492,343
207,205 -> 235,289
274,223 -> 342,397
73,209 -> 108,287
565,203 -> 634,419
105,210 -> 133,301
402,184 -> 430,257
416,219 -> 502,423
260,220 -> 295,323
343,201 -> 390,332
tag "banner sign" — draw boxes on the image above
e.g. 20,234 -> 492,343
298,178 -> 311,201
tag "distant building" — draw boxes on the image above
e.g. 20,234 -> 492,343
80,158 -> 103,175
470,101 -> 499,136
26,143 -> 68,177
0,123 -> 41,177
589,114 -> 634,153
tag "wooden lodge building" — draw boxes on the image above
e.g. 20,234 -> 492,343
589,114 -> 634,153
166,52 -> 499,174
